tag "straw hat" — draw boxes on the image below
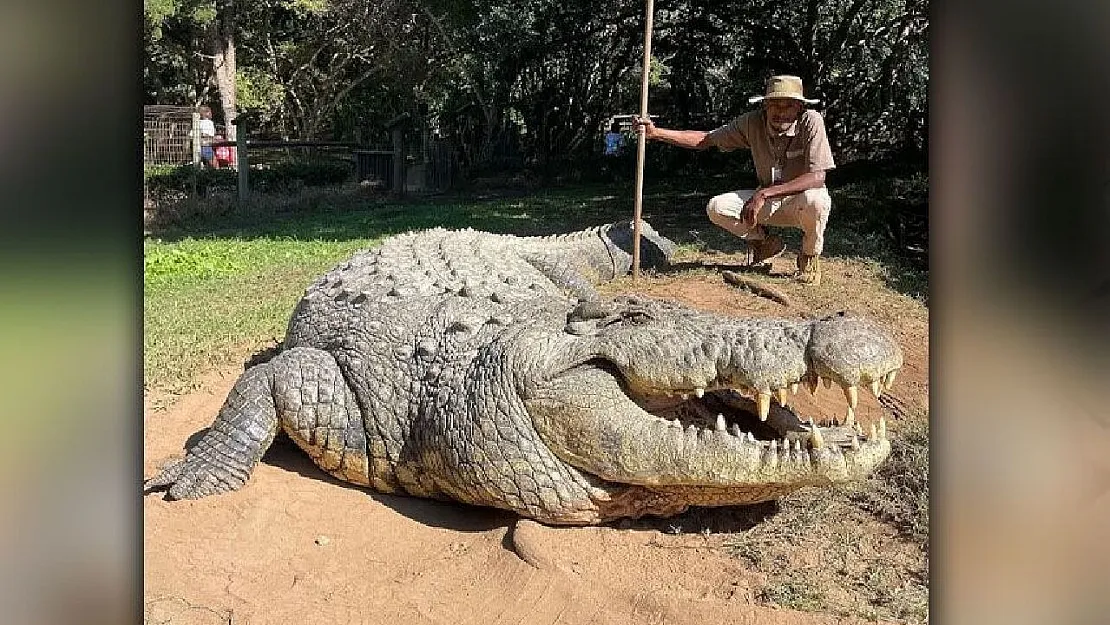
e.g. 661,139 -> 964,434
748,75 -> 820,105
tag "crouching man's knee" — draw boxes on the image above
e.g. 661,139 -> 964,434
705,196 -> 725,226
706,192 -> 743,226
801,187 -> 832,214
706,195 -> 723,220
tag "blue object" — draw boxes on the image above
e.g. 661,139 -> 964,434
604,132 -> 624,156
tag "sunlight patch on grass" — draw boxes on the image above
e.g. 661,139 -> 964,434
144,237 -> 374,289
144,237 -> 374,396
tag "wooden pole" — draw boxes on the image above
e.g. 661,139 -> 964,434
191,112 -> 201,166
632,0 -> 655,280
236,118 -> 250,204
391,126 -> 404,196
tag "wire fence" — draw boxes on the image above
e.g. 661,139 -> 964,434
143,105 -> 460,214
144,106 -> 196,166
144,105 -> 231,167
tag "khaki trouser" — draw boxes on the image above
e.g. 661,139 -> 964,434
705,187 -> 832,256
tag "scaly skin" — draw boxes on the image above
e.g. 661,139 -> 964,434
145,221 -> 902,524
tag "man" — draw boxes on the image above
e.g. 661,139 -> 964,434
636,75 -> 835,285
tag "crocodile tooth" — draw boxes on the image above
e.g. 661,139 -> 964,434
843,385 -> 859,409
845,406 -> 856,427
850,435 -> 860,450
793,439 -> 802,453
870,422 -> 878,441
729,423 -> 742,437
790,382 -> 799,395
810,424 -> 825,449
694,387 -> 705,398
681,393 -> 689,401
769,439 -> 778,451
764,441 -> 779,470
853,422 -> 864,436
879,416 -> 888,439
775,387 -> 788,407
883,370 -> 898,390
757,392 -> 771,421
870,379 -> 883,399
746,432 -> 756,443
715,414 -> 727,431
822,376 -> 833,389
669,419 -> 682,428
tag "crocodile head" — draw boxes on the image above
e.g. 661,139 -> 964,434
518,296 -> 902,520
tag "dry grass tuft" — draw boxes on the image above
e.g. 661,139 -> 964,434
722,418 -> 930,623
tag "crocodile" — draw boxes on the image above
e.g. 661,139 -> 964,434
145,221 -> 902,525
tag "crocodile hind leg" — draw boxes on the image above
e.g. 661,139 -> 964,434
144,359 -> 280,499
145,347 -> 368,499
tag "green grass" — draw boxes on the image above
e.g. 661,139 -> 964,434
144,239 -> 372,396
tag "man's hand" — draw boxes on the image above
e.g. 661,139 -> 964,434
741,190 -> 766,226
633,116 -> 658,140
631,120 -> 712,150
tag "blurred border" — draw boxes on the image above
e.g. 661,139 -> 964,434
0,1 -> 143,624
934,1 -> 1110,624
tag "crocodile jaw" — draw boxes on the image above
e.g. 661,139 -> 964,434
524,365 -> 891,491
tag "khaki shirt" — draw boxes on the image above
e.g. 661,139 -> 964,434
706,109 -> 835,187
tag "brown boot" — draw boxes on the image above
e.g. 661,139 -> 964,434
796,254 -> 822,285
749,234 -> 786,266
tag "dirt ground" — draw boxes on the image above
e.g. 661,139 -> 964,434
144,252 -> 929,625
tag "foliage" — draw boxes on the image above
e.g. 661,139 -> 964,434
144,166 -> 238,202
146,0 -> 927,177
236,67 -> 285,117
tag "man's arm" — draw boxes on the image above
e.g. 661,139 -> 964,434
634,117 -> 714,150
758,170 -> 827,200
740,170 -> 828,226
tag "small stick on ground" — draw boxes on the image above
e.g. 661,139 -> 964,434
722,270 -> 793,307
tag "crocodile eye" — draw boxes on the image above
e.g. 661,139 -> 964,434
567,300 -> 614,322
618,308 -> 655,325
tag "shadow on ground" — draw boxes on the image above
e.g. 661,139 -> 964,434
153,425 -> 779,536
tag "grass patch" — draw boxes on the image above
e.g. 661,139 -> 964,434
144,241 -> 372,396
723,418 -> 931,623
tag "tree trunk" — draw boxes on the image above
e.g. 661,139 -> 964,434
212,0 -> 237,141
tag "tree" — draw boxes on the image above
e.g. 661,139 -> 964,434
145,0 -> 929,173
144,0 -> 237,139
211,0 -> 237,140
